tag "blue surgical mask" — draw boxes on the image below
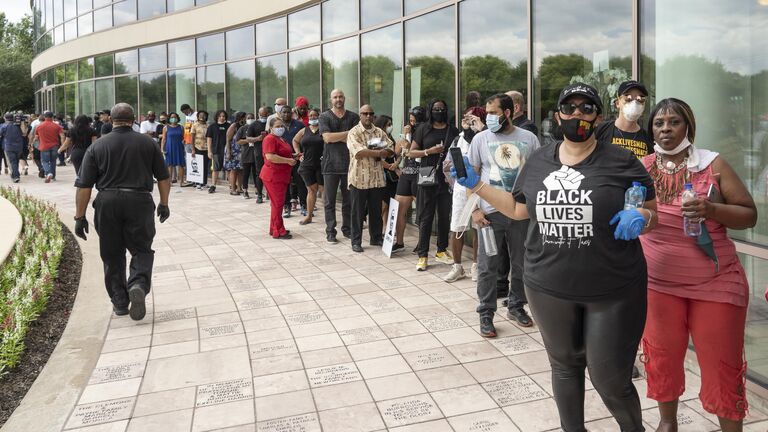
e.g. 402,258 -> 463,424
309,119 -> 319,126
258,117 -> 267,123
272,127 -> 285,137
486,114 -> 505,133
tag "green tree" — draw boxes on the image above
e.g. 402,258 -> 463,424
460,56 -> 527,109
406,55 -> 455,113
0,13 -> 35,113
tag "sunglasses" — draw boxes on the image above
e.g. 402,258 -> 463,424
621,95 -> 647,104
360,112 -> 375,116
559,102 -> 597,116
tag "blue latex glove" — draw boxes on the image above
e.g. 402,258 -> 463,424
450,156 -> 480,189
609,208 -> 645,241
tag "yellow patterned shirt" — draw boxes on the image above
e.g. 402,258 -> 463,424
346,123 -> 394,189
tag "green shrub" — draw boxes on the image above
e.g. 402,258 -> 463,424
0,186 -> 64,376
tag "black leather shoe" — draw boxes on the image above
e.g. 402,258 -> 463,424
507,308 -> 533,327
370,240 -> 383,247
277,233 -> 293,239
327,234 -> 338,243
113,305 -> 129,316
352,244 -> 364,253
128,285 -> 146,321
342,231 -> 351,239
480,316 -> 497,338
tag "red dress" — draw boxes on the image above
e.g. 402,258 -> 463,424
260,134 -> 294,237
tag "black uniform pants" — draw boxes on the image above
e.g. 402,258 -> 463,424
241,161 -> 259,192
323,173 -> 351,236
350,185 -> 384,247
93,190 -> 156,308
415,185 -> 451,258
526,285 -> 646,432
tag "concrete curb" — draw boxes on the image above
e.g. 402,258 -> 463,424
1,208 -> 111,432
0,196 -> 22,266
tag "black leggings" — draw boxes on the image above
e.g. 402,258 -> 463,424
415,185 -> 451,258
526,285 -> 647,432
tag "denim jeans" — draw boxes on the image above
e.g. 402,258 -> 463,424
5,149 -> 21,179
41,148 -> 58,178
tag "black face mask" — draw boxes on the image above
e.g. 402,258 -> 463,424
463,128 -> 476,143
431,110 -> 447,123
559,117 -> 596,143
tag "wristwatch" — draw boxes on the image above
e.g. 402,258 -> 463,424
74,215 -> 86,221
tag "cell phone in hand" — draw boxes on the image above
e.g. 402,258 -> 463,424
450,147 -> 467,179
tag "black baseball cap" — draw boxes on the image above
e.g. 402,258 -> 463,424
557,83 -> 603,113
617,80 -> 648,97
43,111 -> 54,118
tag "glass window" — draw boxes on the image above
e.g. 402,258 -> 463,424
46,0 -> 54,29
226,26 -> 254,60
65,62 -> 77,82
641,0 -> 768,248
64,0 -> 76,20
93,0 -> 109,7
740,254 -> 768,383
256,54 -> 287,109
79,80 -> 95,116
361,0 -> 400,29
361,24 -> 404,134
140,44 -> 167,71
459,0 -> 527,110
93,6 -> 111,32
405,0 -> 443,15
79,58 -> 94,80
55,86 -> 65,114
405,7 -> 455,114
140,72 -> 167,117
113,0 -> 137,27
196,64 -> 225,112
196,0 -> 216,5
226,60 -> 255,114
54,0 -> 63,25
94,54 -> 113,77
322,0 -> 358,39
197,33 -> 225,64
77,0 -> 91,14
55,65 -> 65,84
288,46 -> 321,110
256,17 -> 286,55
168,0 -> 193,12
78,12 -> 92,36
168,68 -> 195,114
115,75 -> 138,108
288,5 -> 320,48
115,49 -> 139,74
138,0 -> 165,20
322,37 -> 359,111
95,78 -> 114,112
64,19 -> 77,41
64,84 -> 76,116
54,25 -> 63,45
532,0 -> 632,129
168,39 -> 195,68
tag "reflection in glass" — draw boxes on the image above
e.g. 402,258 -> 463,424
93,6 -> 111,32
257,55 -> 287,108
168,68 -> 195,113
167,0 -> 193,12
288,46 -> 321,110
54,24 -> 63,45
168,39 -> 195,68
140,44 -> 167,71
95,54 -> 113,77
64,84 -> 76,116
532,0 -> 631,128
739,254 -> 768,383
54,0 -> 63,25
459,0 -> 527,109
64,0 -> 76,20
405,7 -> 455,115
115,49 -> 139,74
77,13 -> 92,36
115,75 -> 138,108
140,72 -> 167,116
138,0 -> 165,20
226,26 -> 254,60
113,0 -> 137,27
197,33 -> 225,64
65,62 -> 77,82
361,24 -> 404,134
288,6 -> 320,48
322,0 -> 358,39
77,0 -> 91,14
322,37 -> 359,111
405,0 -> 443,15
226,60 -> 255,114
93,0 -> 109,7
55,86 -> 64,115
79,81 -> 95,116
95,78 -> 114,111
256,17 -> 286,54
79,58 -> 95,80
64,19 -> 77,41
196,64 -> 225,113
361,0 -> 400,29
55,65 -> 65,84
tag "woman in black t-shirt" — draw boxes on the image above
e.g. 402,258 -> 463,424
409,98 -> 459,271
59,114 -> 97,176
455,83 -> 658,432
292,108 -> 324,225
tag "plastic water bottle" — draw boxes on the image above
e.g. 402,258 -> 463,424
480,225 -> 498,257
681,183 -> 701,236
624,181 -> 646,210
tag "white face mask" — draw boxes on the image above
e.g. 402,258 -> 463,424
405,133 -> 411,142
246,119 -> 254,125
272,127 -> 285,137
274,105 -> 284,115
621,101 -> 644,122
654,129 -> 692,156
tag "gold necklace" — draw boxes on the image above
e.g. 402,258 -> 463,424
655,153 -> 688,174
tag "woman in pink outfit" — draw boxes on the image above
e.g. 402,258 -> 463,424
640,98 -> 757,432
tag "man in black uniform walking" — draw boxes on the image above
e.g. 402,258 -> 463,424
73,103 -> 171,320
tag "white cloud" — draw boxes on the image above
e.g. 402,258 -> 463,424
2,1 -> 31,23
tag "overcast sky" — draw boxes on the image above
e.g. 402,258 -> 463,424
2,1 -> 31,23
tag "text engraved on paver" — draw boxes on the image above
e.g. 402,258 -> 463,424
67,397 -> 134,428
381,397 -> 440,427
201,322 -> 241,337
338,326 -> 385,345
257,413 -> 320,432
155,307 -> 196,322
196,378 -> 253,407
483,376 -> 548,406
469,419 -> 503,431
285,311 -> 325,325
420,315 -> 467,332
490,335 -> 543,355
88,361 -> 144,384
250,340 -> 297,359
307,363 -> 362,387
239,297 -> 275,310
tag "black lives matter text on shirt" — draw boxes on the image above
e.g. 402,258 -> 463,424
75,128 -> 169,191
511,140 -> 655,301
206,121 -> 230,155
596,121 -> 654,159
318,109 -> 359,175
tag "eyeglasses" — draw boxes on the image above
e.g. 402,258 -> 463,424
559,102 -> 597,116
360,112 -> 375,116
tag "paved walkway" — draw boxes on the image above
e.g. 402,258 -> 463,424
1,164 -> 767,432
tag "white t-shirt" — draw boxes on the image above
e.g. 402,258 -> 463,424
468,126 -> 540,214
140,120 -> 158,137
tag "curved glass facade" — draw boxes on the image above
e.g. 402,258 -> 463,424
31,0 -> 768,389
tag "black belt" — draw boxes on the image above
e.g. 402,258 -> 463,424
100,188 -> 151,194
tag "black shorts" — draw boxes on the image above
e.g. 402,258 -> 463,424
212,153 -> 224,171
299,165 -> 323,186
396,173 -> 418,197
383,181 -> 398,201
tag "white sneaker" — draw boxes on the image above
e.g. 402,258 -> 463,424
470,262 -> 478,282
443,264 -> 465,283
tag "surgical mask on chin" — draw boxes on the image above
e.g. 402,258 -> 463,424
559,117 -> 595,142
309,119 -> 319,126
272,127 -> 285,137
621,101 -> 644,122
246,119 -> 254,125
653,132 -> 692,156
486,114 -> 506,133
